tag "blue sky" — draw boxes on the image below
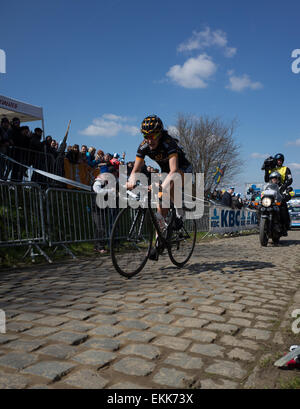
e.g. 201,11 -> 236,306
1,0 -> 300,192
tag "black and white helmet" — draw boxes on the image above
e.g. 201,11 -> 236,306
269,171 -> 281,182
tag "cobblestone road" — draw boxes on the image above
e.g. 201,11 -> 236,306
0,231 -> 300,389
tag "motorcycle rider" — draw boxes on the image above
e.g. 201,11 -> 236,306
265,171 -> 289,236
263,153 -> 293,236
264,153 -> 293,191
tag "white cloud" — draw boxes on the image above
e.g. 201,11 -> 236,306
250,152 -> 271,159
286,138 -> 300,146
166,54 -> 217,89
226,72 -> 263,92
224,47 -> 237,58
289,162 -> 300,170
177,27 -> 237,58
80,114 -> 139,138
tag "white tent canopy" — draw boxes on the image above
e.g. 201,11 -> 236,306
0,94 -> 44,124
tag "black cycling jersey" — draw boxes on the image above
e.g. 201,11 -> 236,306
136,131 -> 191,173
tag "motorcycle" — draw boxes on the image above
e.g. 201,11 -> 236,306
257,183 -> 284,246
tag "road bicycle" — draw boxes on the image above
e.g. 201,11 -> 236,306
110,187 -> 197,278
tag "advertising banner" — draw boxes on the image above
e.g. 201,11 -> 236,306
0,94 -> 43,122
210,205 -> 258,234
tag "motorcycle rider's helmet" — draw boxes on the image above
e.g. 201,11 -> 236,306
141,115 -> 163,136
274,153 -> 284,164
269,171 -> 281,183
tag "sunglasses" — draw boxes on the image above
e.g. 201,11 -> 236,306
144,132 -> 161,141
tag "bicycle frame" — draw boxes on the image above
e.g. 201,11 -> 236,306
110,185 -> 197,277
127,188 -> 191,252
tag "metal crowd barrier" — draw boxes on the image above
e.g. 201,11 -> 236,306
1,180 -> 257,265
45,188 -> 211,247
45,188 -> 117,248
0,181 -> 45,246
195,203 -> 210,232
0,181 -> 52,263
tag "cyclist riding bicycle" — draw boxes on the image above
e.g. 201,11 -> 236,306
126,115 -> 192,260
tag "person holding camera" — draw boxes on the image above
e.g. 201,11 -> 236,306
263,153 -> 292,192
262,153 -> 293,235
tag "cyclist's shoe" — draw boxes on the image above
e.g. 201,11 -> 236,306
173,216 -> 184,231
149,247 -> 159,261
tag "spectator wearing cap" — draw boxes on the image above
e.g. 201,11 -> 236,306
221,187 -> 234,208
110,153 -> 121,175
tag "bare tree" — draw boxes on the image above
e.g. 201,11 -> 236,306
174,114 -> 241,195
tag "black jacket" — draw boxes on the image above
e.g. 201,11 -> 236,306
221,191 -> 233,208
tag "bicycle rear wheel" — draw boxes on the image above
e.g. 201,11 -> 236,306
167,214 -> 197,267
110,207 -> 153,278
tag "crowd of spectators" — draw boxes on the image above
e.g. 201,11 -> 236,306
0,117 -> 62,181
0,116 -> 162,184
0,117 -> 59,157
210,187 -> 245,209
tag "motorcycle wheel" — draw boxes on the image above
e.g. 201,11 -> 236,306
259,218 -> 268,246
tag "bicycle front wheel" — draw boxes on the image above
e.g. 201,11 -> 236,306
110,207 -> 153,278
167,217 -> 197,267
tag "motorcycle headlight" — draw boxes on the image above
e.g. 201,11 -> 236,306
262,197 -> 272,207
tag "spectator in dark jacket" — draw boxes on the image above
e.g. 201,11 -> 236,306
232,193 -> 243,209
42,135 -> 53,153
0,117 -> 12,151
221,187 -> 234,208
19,126 -> 31,149
50,139 -> 58,158
66,144 -> 80,164
9,117 -> 21,147
0,118 -> 13,179
29,128 -> 43,152
10,124 -> 31,181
